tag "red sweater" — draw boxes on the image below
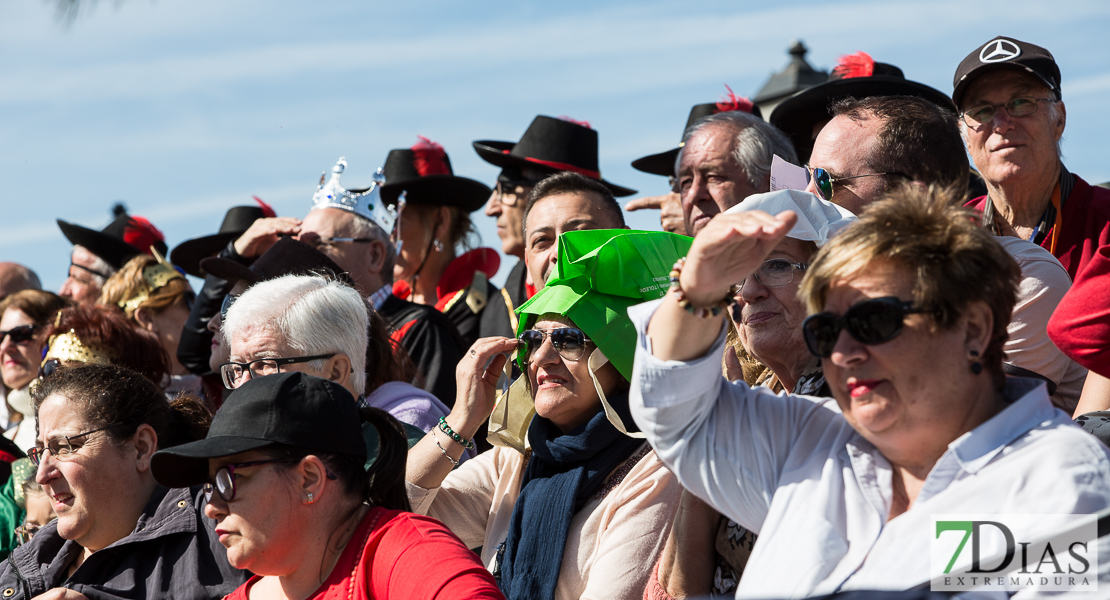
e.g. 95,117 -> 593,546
965,175 -> 1110,280
1048,242 -> 1110,378
224,507 -> 504,600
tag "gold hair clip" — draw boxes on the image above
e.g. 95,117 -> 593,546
118,248 -> 184,313
43,330 -> 111,366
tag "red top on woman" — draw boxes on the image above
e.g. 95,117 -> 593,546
224,507 -> 504,600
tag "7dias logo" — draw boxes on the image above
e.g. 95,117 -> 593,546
931,515 -> 1098,593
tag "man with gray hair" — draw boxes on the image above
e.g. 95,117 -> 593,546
674,111 -> 796,237
221,273 -> 454,437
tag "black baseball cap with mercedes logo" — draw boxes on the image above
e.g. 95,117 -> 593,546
151,371 -> 366,489
952,37 -> 1062,108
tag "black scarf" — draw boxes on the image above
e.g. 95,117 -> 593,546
496,392 -> 643,600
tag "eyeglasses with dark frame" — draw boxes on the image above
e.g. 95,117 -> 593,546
67,261 -> 111,282
494,181 -> 535,207
738,258 -> 809,291
14,523 -> 41,545
203,459 -> 299,503
0,324 -> 37,346
518,327 -> 593,362
219,293 -> 238,322
960,97 -> 1055,128
219,354 -> 337,389
801,296 -> 931,359
28,423 -> 120,466
804,165 -> 903,201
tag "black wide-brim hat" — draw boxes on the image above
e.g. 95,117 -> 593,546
770,60 -> 956,164
631,101 -> 764,178
473,115 -> 637,197
379,142 -> 492,212
199,236 -> 354,288
170,204 -> 272,278
152,372 -> 365,489
57,214 -> 169,270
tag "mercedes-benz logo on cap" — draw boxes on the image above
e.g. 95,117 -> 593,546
980,39 -> 1021,63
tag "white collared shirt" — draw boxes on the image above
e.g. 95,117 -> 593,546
627,299 -> 1110,598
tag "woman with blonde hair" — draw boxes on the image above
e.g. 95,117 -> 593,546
98,253 -> 196,393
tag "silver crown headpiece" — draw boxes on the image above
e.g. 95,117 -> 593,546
310,157 -> 398,234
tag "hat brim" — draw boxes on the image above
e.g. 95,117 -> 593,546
171,232 -> 241,279
473,141 -> 638,197
57,219 -> 147,270
151,435 -> 276,488
380,175 -> 492,212
769,77 -> 957,163
631,147 -> 681,177
951,63 -> 1059,108
198,256 -> 258,286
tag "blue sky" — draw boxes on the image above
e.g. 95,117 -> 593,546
3,0 -> 1109,290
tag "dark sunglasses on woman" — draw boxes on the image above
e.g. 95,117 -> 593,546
518,327 -> 592,362
802,296 -> 931,358
0,324 -> 36,345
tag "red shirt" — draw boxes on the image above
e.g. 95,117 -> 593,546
965,175 -> 1110,280
224,507 -> 504,600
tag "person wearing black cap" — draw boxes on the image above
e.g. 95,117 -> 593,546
172,200 -> 277,381
57,210 -> 168,305
380,137 -> 498,349
627,87 -> 763,235
955,36 -> 1110,282
150,372 -> 502,600
473,115 -> 637,339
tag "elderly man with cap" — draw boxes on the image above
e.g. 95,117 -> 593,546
172,199 -> 276,380
673,106 -> 796,238
56,209 -> 168,305
627,87 -> 763,235
790,90 -> 1086,412
473,115 -> 636,338
229,158 -> 466,406
955,36 -> 1110,281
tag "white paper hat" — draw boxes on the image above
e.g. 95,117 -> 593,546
724,189 -> 857,247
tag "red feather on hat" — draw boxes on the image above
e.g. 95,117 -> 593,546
715,84 -> 754,114
411,136 -> 451,177
252,196 -> 277,218
557,115 -> 592,129
832,51 -> 875,79
122,216 -> 165,255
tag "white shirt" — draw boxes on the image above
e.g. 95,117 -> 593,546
627,299 -> 1110,598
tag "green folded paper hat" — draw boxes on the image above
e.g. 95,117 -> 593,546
516,228 -> 693,380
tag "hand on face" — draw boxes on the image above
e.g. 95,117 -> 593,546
450,336 -> 518,438
233,217 -> 302,259
680,210 -> 797,308
0,308 -> 42,390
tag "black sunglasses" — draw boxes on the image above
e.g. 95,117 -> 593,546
802,297 -> 930,358
518,327 -> 592,362
0,324 -> 37,346
220,293 -> 238,322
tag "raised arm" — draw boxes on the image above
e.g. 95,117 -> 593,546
406,337 -> 518,490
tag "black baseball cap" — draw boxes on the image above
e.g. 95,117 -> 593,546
151,371 -> 365,488
952,37 -> 1061,108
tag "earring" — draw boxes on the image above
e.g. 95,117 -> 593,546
307,492 -> 314,504
433,239 -> 444,252
969,350 -> 983,375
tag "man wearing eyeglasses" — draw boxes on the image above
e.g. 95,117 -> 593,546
799,91 -> 1087,412
955,36 -> 1110,282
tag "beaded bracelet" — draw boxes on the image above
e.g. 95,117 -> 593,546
438,417 -> 475,450
669,257 -> 739,318
435,436 -> 460,468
